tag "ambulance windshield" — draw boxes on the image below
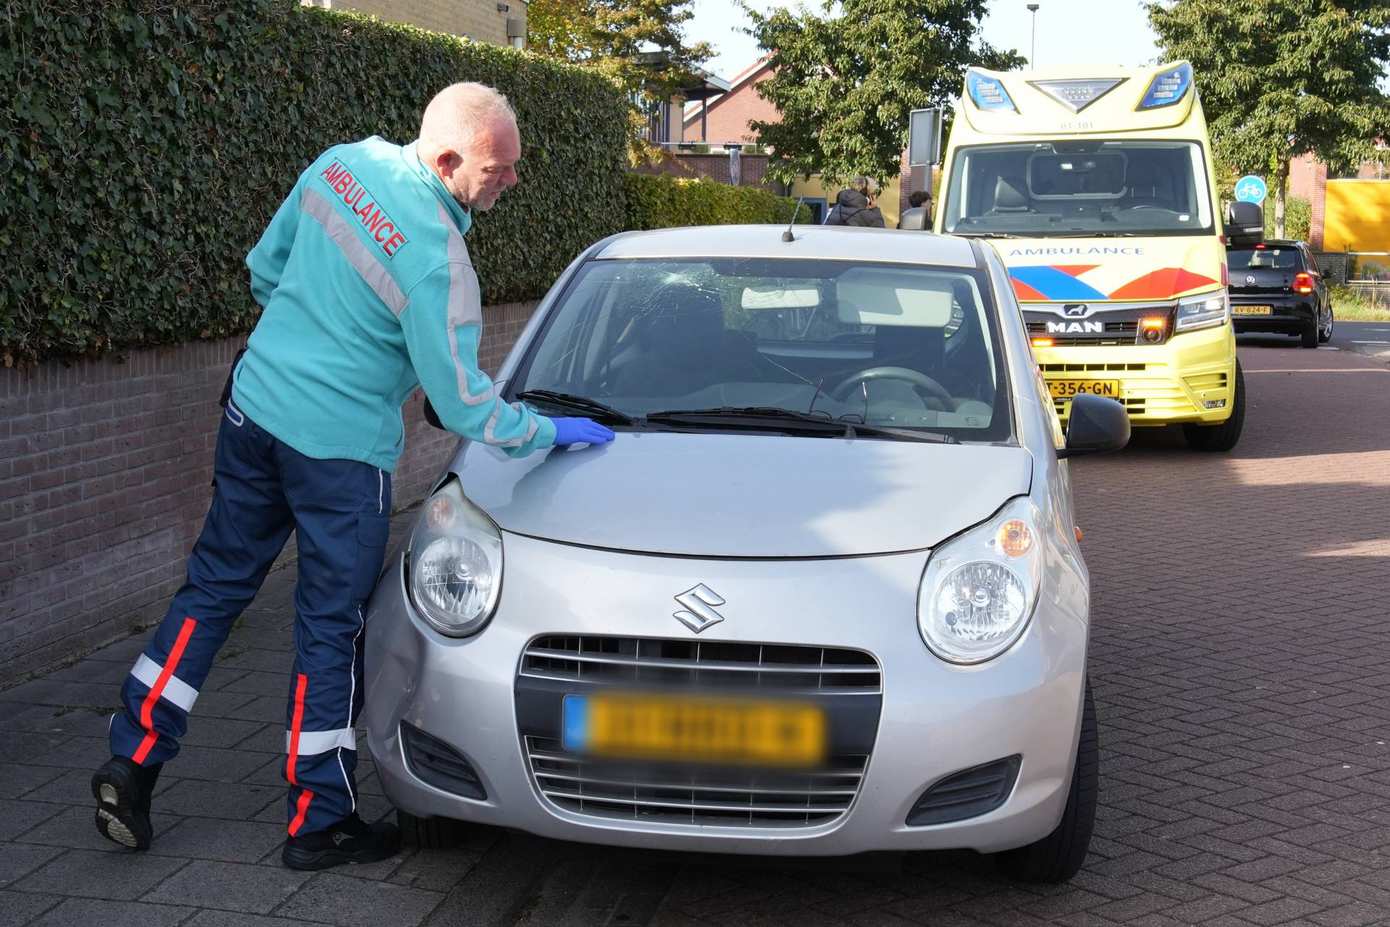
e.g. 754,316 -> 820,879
944,140 -> 1213,237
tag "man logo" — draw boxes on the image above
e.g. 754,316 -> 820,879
673,584 -> 726,633
1062,304 -> 1091,318
1046,320 -> 1104,334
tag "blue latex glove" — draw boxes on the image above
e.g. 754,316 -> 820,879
551,417 -> 616,447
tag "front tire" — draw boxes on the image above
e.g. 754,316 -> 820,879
995,682 -> 1098,883
1183,361 -> 1245,452
397,809 -> 468,850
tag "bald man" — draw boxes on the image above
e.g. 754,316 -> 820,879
92,83 -> 612,870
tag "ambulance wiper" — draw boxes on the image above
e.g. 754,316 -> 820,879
516,390 -> 636,425
953,230 -> 1023,239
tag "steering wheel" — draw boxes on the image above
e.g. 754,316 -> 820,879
830,366 -> 956,409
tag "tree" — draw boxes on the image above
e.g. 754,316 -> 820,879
528,0 -> 712,159
1147,0 -> 1390,237
743,0 -> 1023,187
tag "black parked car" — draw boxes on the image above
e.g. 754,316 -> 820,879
1226,239 -> 1333,348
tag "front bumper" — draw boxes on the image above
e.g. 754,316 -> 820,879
1036,322 -> 1237,426
363,532 -> 1090,856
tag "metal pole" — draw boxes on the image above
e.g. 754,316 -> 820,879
1027,4 -> 1039,66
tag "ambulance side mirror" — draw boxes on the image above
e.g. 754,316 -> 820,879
1225,202 -> 1264,247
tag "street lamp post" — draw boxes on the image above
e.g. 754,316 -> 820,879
1027,3 -> 1039,66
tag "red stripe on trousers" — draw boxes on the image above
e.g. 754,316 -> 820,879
287,673 -> 311,834
132,617 -> 198,765
289,788 -> 315,836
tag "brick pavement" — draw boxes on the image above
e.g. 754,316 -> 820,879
1,340 -> 1388,926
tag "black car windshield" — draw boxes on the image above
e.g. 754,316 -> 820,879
945,140 -> 1214,237
1228,246 -> 1300,270
510,257 -> 1011,442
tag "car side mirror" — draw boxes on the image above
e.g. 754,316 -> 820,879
1057,393 -> 1130,458
1225,201 -> 1264,247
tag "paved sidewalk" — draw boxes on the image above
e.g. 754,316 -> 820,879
2,341 -> 1390,925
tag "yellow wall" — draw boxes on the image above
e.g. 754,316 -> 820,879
791,176 -> 902,227
1324,180 -> 1390,251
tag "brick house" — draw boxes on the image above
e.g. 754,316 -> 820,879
301,0 -> 526,48
681,55 -> 777,145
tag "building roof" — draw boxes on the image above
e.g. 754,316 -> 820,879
683,54 -> 774,126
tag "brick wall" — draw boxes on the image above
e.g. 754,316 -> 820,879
0,300 -> 539,685
324,0 -> 522,47
1290,154 -> 1328,249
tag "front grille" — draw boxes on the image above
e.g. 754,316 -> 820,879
906,755 -> 1021,826
525,735 -> 866,826
401,722 -> 486,800
521,635 -> 881,694
1027,319 -> 1138,345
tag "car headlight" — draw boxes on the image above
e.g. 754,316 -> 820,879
1175,289 -> 1229,333
917,496 -> 1042,664
408,478 -> 502,637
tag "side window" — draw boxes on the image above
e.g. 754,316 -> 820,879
1304,247 -> 1320,274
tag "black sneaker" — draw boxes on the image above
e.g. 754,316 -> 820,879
92,756 -> 161,850
282,813 -> 401,871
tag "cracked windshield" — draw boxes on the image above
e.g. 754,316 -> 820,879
512,258 -> 1011,440
945,141 -> 1213,237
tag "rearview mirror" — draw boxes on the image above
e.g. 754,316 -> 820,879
1057,393 -> 1130,458
1225,201 -> 1264,247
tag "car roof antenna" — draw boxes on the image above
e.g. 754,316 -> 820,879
782,196 -> 806,242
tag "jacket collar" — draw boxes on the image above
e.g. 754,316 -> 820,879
403,140 -> 473,236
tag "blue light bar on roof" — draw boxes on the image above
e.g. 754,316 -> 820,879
1138,63 -> 1192,110
966,71 -> 1016,113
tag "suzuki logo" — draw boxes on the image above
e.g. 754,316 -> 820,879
673,584 -> 726,633
1062,303 -> 1091,318
1047,320 -> 1104,334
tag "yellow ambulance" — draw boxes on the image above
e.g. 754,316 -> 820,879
935,62 -> 1249,451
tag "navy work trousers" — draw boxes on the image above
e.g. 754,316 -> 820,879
109,399 -> 392,836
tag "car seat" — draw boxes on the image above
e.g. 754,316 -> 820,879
608,287 -> 760,397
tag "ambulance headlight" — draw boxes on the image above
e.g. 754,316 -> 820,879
1176,290 -> 1229,333
409,479 -> 502,637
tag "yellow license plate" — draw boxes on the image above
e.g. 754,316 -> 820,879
563,693 -> 827,766
1232,305 -> 1273,316
1048,379 -> 1121,399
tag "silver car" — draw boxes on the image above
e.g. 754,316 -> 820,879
362,225 -> 1128,882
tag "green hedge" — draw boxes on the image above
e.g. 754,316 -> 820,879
0,1 -> 630,363
624,173 -> 810,230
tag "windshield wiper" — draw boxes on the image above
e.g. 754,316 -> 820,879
645,406 -> 958,443
952,230 -> 1023,239
1049,230 -> 1142,238
516,389 -> 636,425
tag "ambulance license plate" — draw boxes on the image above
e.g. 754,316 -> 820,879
1048,379 -> 1121,399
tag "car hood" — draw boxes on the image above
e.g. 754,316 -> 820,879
451,433 -> 1032,558
996,236 -> 1224,304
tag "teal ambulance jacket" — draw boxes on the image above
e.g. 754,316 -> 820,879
231,136 -> 556,472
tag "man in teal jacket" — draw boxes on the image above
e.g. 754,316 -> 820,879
94,83 -> 613,869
